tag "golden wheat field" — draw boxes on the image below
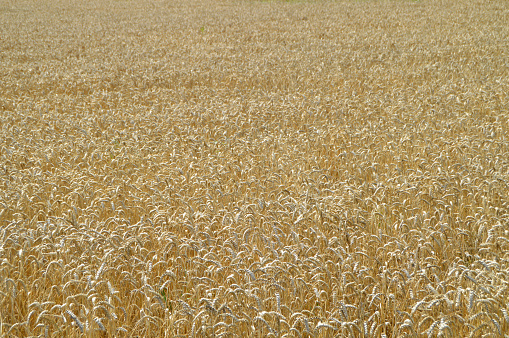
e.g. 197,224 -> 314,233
1,0 -> 509,336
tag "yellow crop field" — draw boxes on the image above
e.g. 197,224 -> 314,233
1,0 -> 509,336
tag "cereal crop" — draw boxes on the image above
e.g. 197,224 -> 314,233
1,0 -> 509,336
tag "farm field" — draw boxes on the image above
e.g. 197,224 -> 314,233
1,0 -> 509,336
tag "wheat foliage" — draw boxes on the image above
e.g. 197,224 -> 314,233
1,0 -> 509,336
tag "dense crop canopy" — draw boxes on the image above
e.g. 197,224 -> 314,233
1,0 -> 509,336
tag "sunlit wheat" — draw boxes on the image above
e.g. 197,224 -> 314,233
1,0 -> 508,336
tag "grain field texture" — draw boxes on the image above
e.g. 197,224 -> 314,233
1,0 -> 509,337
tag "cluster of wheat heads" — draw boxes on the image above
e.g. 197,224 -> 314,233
1,0 -> 509,336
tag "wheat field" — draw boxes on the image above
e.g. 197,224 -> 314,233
1,0 -> 509,336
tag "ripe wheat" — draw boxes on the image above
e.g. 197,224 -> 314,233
1,0 -> 509,336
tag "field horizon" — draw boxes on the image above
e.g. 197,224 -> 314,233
1,0 -> 509,336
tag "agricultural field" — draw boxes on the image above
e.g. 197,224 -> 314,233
1,0 -> 509,336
